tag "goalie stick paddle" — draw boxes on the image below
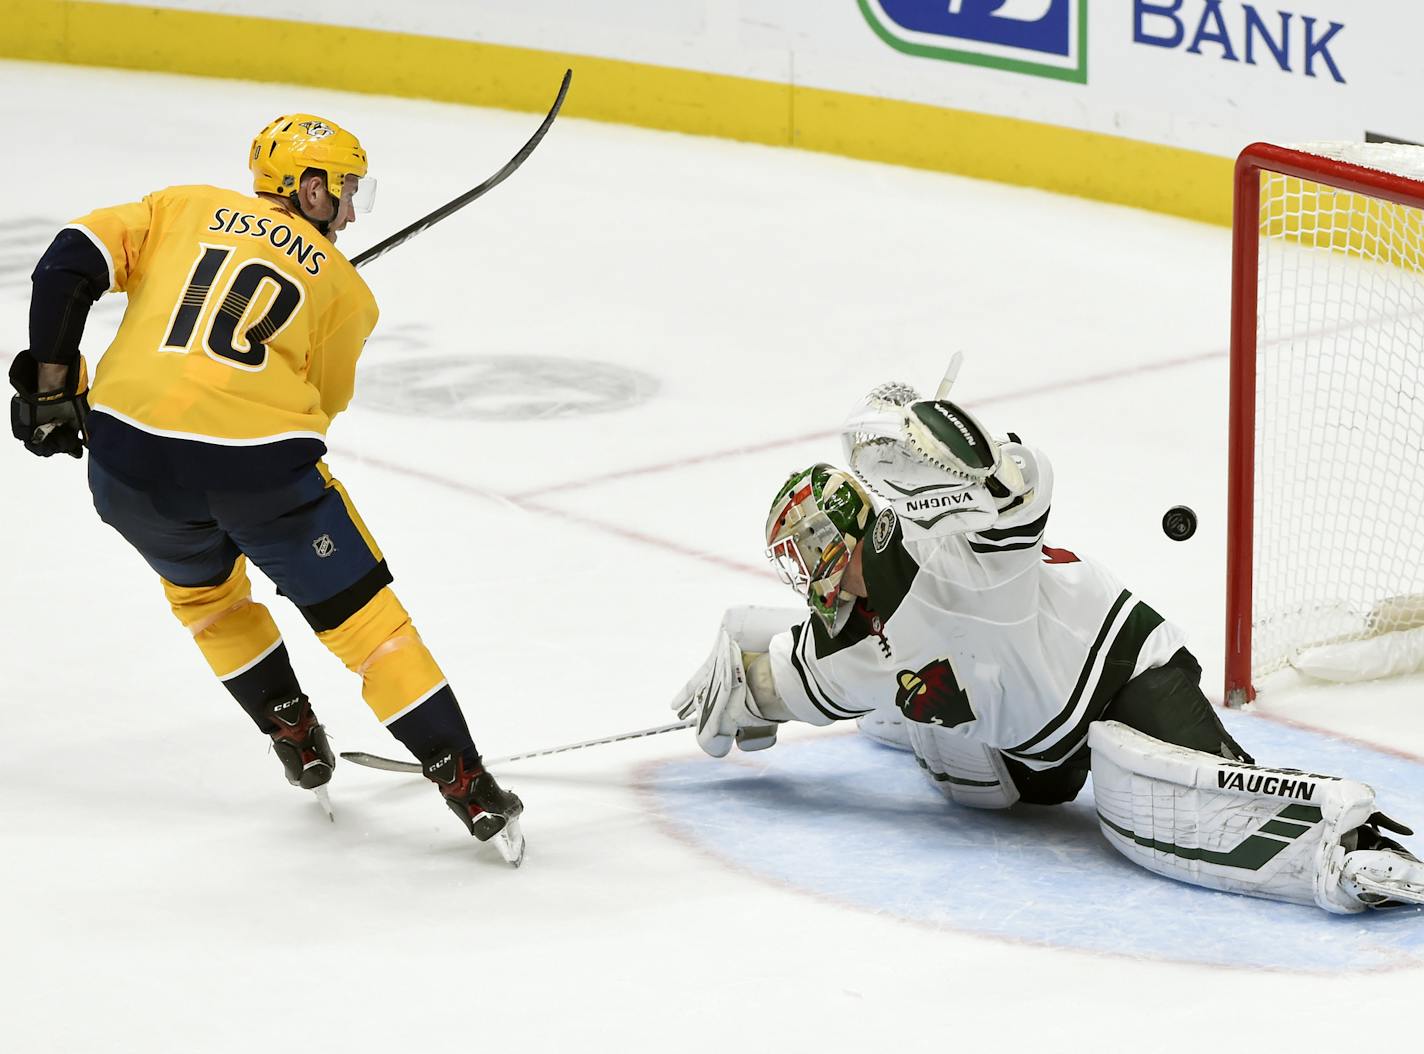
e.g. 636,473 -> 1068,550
341,719 -> 696,775
349,68 -> 573,270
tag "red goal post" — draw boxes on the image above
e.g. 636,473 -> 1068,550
1226,141 -> 1424,706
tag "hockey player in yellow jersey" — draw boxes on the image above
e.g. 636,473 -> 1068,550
10,114 -> 524,863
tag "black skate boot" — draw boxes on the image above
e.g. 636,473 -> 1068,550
422,749 -> 525,867
265,695 -> 335,819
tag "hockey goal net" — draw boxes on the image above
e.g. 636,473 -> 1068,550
1226,141 -> 1424,705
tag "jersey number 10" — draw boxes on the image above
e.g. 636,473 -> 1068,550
162,244 -> 306,370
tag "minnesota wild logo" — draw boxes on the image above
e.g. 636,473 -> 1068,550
895,658 -> 973,728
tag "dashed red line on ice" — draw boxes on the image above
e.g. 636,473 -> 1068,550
334,349 -> 1224,580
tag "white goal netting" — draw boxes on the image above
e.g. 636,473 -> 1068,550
1251,142 -> 1424,682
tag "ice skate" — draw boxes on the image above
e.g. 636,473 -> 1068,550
265,694 -> 335,821
1343,847 -> 1424,908
422,750 -> 525,867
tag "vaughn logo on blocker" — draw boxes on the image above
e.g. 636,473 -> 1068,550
859,0 -> 1087,83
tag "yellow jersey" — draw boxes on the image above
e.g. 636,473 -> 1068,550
72,184 -> 378,487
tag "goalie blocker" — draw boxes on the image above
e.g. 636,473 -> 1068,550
670,606 -> 802,758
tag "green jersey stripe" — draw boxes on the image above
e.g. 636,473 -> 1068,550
791,623 -> 865,720
967,538 -> 1041,554
1006,598 -> 1167,766
974,508 -> 1050,542
1005,590 -> 1132,755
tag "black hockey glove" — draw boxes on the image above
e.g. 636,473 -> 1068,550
9,351 -> 89,458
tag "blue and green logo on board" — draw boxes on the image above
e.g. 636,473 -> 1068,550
859,0 -> 1088,83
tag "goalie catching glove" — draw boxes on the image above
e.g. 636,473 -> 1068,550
841,382 -> 1027,506
10,352 -> 89,458
671,627 -> 780,758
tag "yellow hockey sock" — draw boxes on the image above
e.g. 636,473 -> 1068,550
317,587 -> 447,724
163,557 -> 282,679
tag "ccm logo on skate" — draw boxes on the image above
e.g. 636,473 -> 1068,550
1218,770 -> 1317,800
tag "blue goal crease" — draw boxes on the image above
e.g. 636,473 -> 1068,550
643,712 -> 1424,972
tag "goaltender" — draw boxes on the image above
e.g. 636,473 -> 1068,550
674,368 -> 1424,911
10,115 -> 522,863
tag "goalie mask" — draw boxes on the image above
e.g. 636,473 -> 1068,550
765,464 -> 872,635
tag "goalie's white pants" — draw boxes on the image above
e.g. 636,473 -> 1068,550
1089,721 -> 1376,914
856,708 -> 913,751
907,722 -> 1020,810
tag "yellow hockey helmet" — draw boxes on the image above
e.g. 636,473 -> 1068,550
250,114 -> 368,202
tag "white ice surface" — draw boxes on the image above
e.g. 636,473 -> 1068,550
3,60 -> 1423,1052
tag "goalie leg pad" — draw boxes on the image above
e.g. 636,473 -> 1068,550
906,723 -> 1020,810
1089,721 -> 1377,913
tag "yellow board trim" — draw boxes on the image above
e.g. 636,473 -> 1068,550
3,0 -> 1232,225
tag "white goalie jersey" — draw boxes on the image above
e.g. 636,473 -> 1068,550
766,441 -> 1187,771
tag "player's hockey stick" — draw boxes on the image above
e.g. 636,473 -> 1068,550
349,68 -> 573,270
341,718 -> 696,774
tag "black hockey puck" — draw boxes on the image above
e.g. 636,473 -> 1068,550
1162,505 -> 1198,541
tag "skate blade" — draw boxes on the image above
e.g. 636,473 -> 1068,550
1354,875 -> 1424,907
312,785 -> 335,823
491,815 -> 525,868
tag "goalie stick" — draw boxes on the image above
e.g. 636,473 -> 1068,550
349,68 -> 573,270
935,350 -> 964,400
341,719 -> 696,774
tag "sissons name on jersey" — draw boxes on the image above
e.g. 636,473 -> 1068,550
207,208 -> 327,276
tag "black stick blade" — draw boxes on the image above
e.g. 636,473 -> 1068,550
350,68 -> 573,270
